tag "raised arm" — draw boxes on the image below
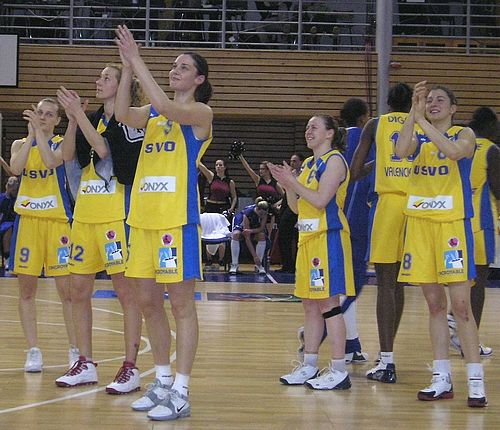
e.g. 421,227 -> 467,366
114,63 -> 150,129
57,87 -> 109,159
0,156 -> 13,177
9,138 -> 31,176
115,25 -> 212,136
269,156 -> 347,211
198,161 -> 214,182
21,106 -> 63,171
239,155 -> 260,186
229,179 -> 238,212
350,118 -> 376,181
417,120 -> 476,160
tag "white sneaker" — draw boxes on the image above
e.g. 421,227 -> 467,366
55,357 -> 98,387
255,265 -> 266,274
417,372 -> 454,401
305,367 -> 351,390
147,389 -> 191,421
229,264 -> 238,274
106,362 -> 141,395
68,346 -> 80,367
366,361 -> 397,383
345,351 -> 369,364
479,344 -> 493,357
468,377 -> 487,407
279,361 -> 319,385
447,313 -> 457,333
24,347 -> 43,373
131,379 -> 171,411
450,333 -> 461,353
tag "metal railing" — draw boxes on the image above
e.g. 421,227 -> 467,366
0,1 -> 498,53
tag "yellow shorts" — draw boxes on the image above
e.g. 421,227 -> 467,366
368,194 -> 407,263
398,217 -> 476,284
473,229 -> 496,266
125,224 -> 202,284
295,229 -> 355,299
69,220 -> 128,275
11,215 -> 70,277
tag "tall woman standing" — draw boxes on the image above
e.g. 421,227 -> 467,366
114,25 -> 213,421
269,114 -> 355,390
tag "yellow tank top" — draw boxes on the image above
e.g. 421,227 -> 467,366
404,126 -> 474,221
297,150 -> 350,237
15,135 -> 72,221
127,108 -> 212,229
73,116 -> 126,223
373,112 -> 413,195
471,137 -> 497,232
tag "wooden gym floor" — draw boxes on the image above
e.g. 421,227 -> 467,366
0,270 -> 498,429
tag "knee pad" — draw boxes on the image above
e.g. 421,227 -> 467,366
322,306 -> 342,319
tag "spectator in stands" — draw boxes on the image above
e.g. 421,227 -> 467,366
447,106 -> 500,357
238,154 -> 284,247
276,152 -> 304,273
9,98 -> 77,373
199,159 -> 237,267
396,81 -> 486,407
229,198 -> 269,274
0,175 -> 19,269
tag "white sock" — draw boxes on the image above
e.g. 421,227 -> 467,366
231,240 -> 240,264
343,301 -> 358,340
467,362 -> 483,378
331,359 -> 346,373
303,353 -> 318,367
256,240 -> 266,264
156,364 -> 173,386
380,351 -> 394,365
172,372 -> 190,398
433,359 -> 451,375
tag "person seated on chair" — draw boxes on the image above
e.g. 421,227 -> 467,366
230,198 -> 269,275
0,176 -> 20,269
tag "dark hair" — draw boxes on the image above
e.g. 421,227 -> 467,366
430,85 -> 458,106
292,152 -> 305,162
215,158 -> 231,178
387,82 -> 412,112
340,98 -> 369,127
184,52 -> 213,104
313,114 -> 347,152
469,106 -> 499,141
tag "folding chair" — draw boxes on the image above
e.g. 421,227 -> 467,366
200,212 -> 231,271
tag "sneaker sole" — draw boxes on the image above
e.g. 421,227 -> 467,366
106,386 -> 141,395
25,368 -> 42,373
56,380 -> 98,388
366,372 -> 397,384
148,410 -> 191,421
279,377 -> 309,385
468,397 -> 488,408
305,376 -> 351,390
417,391 -> 454,401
